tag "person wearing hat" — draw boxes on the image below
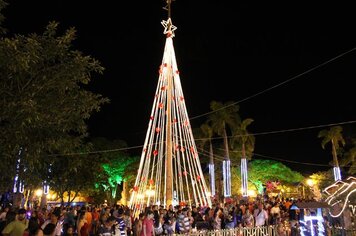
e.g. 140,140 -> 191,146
1,208 -> 29,236
41,208 -> 62,236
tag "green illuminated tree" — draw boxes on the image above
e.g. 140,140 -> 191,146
0,21 -> 109,190
90,138 -> 139,204
232,159 -> 304,195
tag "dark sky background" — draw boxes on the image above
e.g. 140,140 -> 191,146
3,1 -> 356,174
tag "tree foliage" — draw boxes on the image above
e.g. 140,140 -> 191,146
0,21 -> 109,190
232,159 -> 304,194
45,153 -> 105,206
318,126 -> 345,167
341,138 -> 356,175
90,138 -> 139,203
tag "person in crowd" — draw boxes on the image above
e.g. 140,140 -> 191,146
141,210 -> 154,236
153,210 -> 163,235
177,208 -> 190,234
242,207 -> 254,228
77,212 -> 89,236
2,208 -> 29,236
132,213 -> 144,236
254,203 -> 268,227
0,206 -> 9,233
97,216 -> 116,236
28,210 -> 40,236
114,208 -> 126,236
41,208 -> 62,236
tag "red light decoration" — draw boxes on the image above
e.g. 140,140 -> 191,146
158,103 -> 164,109
149,179 -> 154,185
155,127 -> 161,133
153,150 -> 158,156
133,186 -> 138,192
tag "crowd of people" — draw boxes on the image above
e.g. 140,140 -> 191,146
0,196 -> 334,236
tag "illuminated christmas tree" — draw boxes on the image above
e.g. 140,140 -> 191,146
129,2 -> 212,214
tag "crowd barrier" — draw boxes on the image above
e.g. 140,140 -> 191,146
175,226 -> 278,236
174,226 -> 356,236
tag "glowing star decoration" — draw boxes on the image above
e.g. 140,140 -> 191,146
323,176 -> 356,218
129,14 -> 212,216
161,18 -> 177,37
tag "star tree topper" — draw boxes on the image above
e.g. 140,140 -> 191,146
161,18 -> 177,37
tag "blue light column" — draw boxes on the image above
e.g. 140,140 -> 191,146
241,158 -> 248,197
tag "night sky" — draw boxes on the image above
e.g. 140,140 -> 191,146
3,1 -> 356,174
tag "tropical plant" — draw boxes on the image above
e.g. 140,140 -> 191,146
318,126 -> 345,180
230,118 -> 255,160
207,101 -> 240,159
0,21 -> 109,191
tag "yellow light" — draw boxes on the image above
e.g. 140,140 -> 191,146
46,193 -> 52,199
247,190 -> 256,197
307,179 -> 314,186
145,189 -> 155,197
35,189 -> 43,197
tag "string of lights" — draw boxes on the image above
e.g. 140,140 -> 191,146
198,147 -> 356,168
189,46 -> 356,120
48,119 -> 356,157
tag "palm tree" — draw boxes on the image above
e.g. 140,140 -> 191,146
318,126 -> 345,181
199,123 -> 216,196
342,138 -> 356,175
231,118 -> 255,197
207,101 -> 240,198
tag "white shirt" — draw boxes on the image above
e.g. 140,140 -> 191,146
41,220 -> 63,236
253,209 -> 268,226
